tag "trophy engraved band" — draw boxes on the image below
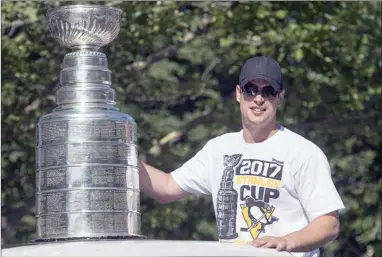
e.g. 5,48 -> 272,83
35,5 -> 143,240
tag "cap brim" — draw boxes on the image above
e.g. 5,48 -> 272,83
240,75 -> 281,91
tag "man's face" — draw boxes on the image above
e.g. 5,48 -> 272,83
236,78 -> 284,128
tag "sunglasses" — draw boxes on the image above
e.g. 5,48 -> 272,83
241,84 -> 279,98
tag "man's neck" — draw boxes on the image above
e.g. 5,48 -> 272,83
242,120 -> 279,143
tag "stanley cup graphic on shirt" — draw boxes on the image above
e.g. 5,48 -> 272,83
216,154 -> 242,239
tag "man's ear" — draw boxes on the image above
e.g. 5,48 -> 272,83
236,85 -> 241,103
277,90 -> 285,106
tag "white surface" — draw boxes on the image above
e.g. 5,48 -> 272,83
2,240 -> 295,256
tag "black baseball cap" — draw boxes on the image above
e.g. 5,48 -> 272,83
239,56 -> 283,91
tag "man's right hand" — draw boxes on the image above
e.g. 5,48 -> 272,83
138,161 -> 190,204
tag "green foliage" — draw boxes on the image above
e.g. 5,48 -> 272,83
1,1 -> 381,256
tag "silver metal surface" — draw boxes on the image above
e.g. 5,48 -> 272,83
47,5 -> 122,50
35,5 -> 142,240
36,212 -> 141,239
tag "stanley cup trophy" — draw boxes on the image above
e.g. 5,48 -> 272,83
35,5 -> 143,241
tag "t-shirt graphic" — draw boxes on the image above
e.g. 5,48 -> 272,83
217,154 -> 284,241
216,154 -> 242,239
240,196 -> 279,240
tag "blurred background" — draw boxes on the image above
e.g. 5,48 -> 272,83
1,1 -> 381,256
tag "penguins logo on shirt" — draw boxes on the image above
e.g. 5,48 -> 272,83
240,196 -> 279,239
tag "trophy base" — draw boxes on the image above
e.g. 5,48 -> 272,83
32,234 -> 147,244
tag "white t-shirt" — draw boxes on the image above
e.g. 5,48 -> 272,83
171,126 -> 345,257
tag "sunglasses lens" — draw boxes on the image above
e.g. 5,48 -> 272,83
262,86 -> 277,97
243,85 -> 258,96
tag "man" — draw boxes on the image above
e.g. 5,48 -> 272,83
139,56 -> 345,257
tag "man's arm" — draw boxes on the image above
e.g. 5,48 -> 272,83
251,211 -> 340,252
282,211 -> 340,252
138,161 -> 190,204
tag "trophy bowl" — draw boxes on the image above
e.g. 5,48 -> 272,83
47,5 -> 122,50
